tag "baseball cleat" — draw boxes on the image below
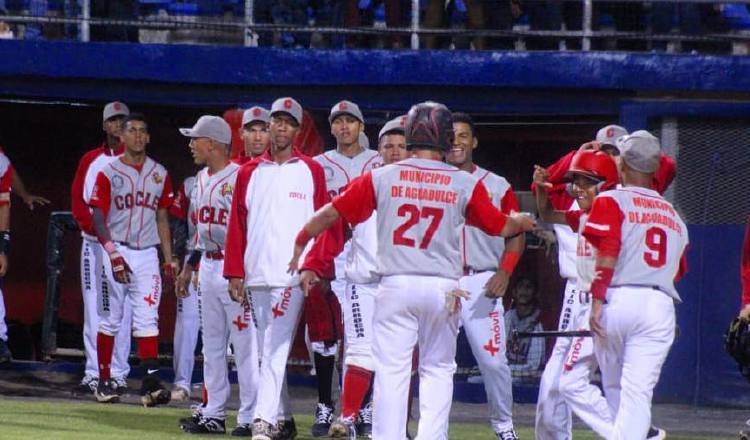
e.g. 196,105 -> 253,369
275,418 -> 297,440
646,427 -> 666,440
311,402 -> 334,437
171,386 -> 190,402
251,419 -> 274,440
356,402 -> 372,438
111,376 -> 128,396
181,416 -> 226,434
741,430 -> 750,440
0,339 -> 12,364
95,379 -> 120,404
496,428 -> 519,440
179,404 -> 204,427
72,374 -> 98,396
231,422 -> 253,437
328,416 -> 357,439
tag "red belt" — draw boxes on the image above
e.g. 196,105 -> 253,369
205,250 -> 224,260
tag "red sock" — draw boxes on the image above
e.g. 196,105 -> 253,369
96,333 -> 115,380
137,336 -> 158,361
341,365 -> 373,419
202,385 -> 208,405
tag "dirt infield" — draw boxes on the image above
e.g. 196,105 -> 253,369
0,364 -> 746,437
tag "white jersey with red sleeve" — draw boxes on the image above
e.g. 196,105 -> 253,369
332,158 -> 510,280
563,209 -> 597,292
170,175 -> 198,251
224,150 -> 332,288
462,165 -> 518,271
89,157 -> 173,248
194,163 -> 239,252
70,144 -> 122,238
314,148 -> 382,280
582,187 -> 688,302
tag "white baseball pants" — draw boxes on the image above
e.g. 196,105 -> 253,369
372,275 -> 460,440
81,238 -> 131,378
200,257 -> 259,424
343,282 -> 377,371
594,287 -> 675,440
98,245 -> 160,338
172,256 -> 201,392
458,271 -> 514,433
558,295 -> 613,439
251,286 -> 304,425
535,279 -> 579,440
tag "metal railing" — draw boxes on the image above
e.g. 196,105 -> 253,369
1,0 -> 749,51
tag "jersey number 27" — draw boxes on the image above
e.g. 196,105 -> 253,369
393,203 -> 444,249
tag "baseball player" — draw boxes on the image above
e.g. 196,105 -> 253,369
169,176 -> 200,401
236,106 -> 272,164
173,116 -> 260,435
70,101 -> 133,396
585,131 -> 688,440
88,112 -> 175,407
289,102 -> 536,440
446,112 -> 523,440
224,97 -> 338,440
299,115 -> 408,438
0,149 -> 12,364
534,149 -> 619,439
306,100 -> 380,437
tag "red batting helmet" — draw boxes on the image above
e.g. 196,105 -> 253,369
564,150 -> 618,191
405,101 -> 454,152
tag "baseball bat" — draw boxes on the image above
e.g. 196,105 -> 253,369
513,329 -> 592,338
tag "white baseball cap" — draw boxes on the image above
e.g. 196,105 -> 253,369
596,124 -> 628,147
329,100 -> 364,124
615,130 -> 661,173
378,115 -> 408,140
242,106 -> 270,126
103,101 -> 129,122
270,97 -> 303,126
179,115 -> 232,145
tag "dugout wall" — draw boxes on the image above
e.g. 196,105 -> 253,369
0,40 -> 748,406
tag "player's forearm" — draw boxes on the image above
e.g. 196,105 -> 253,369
301,203 -> 341,240
0,204 -> 9,231
499,232 -> 525,274
535,187 -> 565,225
590,255 -> 618,301
11,172 -> 29,199
91,207 -> 114,246
169,216 -> 187,260
157,209 -> 173,263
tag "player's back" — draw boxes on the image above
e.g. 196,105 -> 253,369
594,186 -> 688,301
370,157 -> 478,280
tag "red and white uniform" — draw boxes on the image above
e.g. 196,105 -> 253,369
584,187 -> 688,440
170,176 -> 201,393
90,157 -> 173,338
192,163 -> 259,425
0,150 -> 12,345
332,157 -> 511,440
459,165 -> 518,434
70,144 -> 131,381
224,149 -> 331,425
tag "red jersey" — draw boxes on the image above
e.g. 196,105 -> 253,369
70,143 -> 123,237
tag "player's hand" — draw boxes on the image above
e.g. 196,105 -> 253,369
0,254 -> 8,277
228,278 -> 246,305
445,288 -> 469,315
162,261 -> 178,295
300,270 -> 321,297
287,244 -> 304,275
532,165 -> 552,189
484,270 -> 510,298
22,194 -> 50,211
175,265 -> 193,298
578,140 -> 601,152
191,270 -> 200,290
510,212 -> 537,233
740,304 -> 750,321
590,298 -> 606,338
109,251 -> 132,284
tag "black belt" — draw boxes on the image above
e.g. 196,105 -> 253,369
115,241 -> 157,251
463,267 -> 492,276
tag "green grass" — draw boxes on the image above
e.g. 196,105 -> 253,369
0,397 -> 735,439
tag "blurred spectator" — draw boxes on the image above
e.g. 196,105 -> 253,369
482,0 -> 515,49
309,0 -> 346,48
0,7 -> 13,39
651,3 -> 729,52
523,0 -> 592,50
346,0 -> 408,48
255,0 -> 311,48
21,0 -> 47,40
599,3 -> 647,51
91,0 -> 138,42
423,0 -> 486,50
504,277 -> 545,379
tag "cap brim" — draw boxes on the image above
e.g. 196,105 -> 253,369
271,111 -> 301,125
179,128 -> 197,137
329,111 -> 363,124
